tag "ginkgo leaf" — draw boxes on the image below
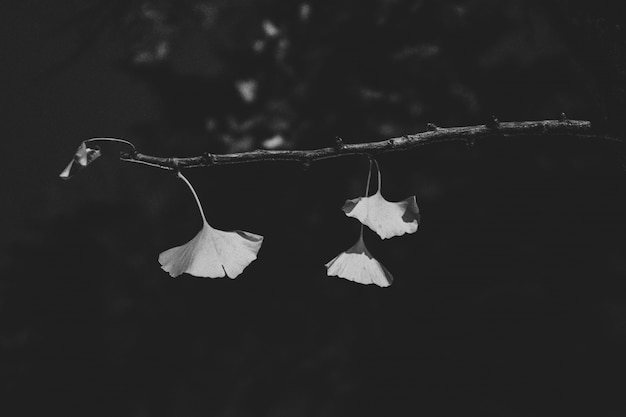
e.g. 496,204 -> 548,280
343,160 -> 419,239
159,172 -> 263,278
343,192 -> 419,239
59,142 -> 101,179
159,222 -> 263,278
325,235 -> 393,287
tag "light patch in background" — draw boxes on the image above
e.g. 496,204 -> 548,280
299,3 -> 311,21
262,134 -> 286,149
262,20 -> 279,38
235,79 -> 258,103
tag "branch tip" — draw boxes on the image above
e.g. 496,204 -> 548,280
426,123 -> 438,131
559,112 -> 568,122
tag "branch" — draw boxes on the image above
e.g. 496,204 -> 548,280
117,119 -> 622,170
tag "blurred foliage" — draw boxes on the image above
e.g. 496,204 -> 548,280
4,0 -> 626,416
56,0 -> 602,150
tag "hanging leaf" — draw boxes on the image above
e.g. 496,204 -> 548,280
159,224 -> 263,278
343,160 -> 419,239
343,194 -> 419,239
59,142 -> 101,179
159,172 -> 263,278
325,235 -> 393,287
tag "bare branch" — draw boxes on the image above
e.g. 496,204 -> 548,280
118,119 -> 621,170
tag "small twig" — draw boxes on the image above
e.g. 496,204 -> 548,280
117,119 -> 621,170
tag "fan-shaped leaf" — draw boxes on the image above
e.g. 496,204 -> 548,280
343,191 -> 419,239
325,236 -> 393,287
159,223 -> 263,278
159,172 -> 263,278
343,161 -> 419,239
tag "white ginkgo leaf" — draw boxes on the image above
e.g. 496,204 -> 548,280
159,222 -> 263,278
342,160 -> 419,239
325,236 -> 393,287
159,171 -> 263,278
59,142 -> 101,179
343,191 -> 419,239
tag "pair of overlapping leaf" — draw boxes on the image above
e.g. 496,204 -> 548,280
325,164 -> 420,287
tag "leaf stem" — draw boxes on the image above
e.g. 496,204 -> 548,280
373,158 -> 382,194
360,158 -> 374,240
84,137 -> 137,152
176,171 -> 208,225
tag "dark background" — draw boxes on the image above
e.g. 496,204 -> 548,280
2,1 -> 626,416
